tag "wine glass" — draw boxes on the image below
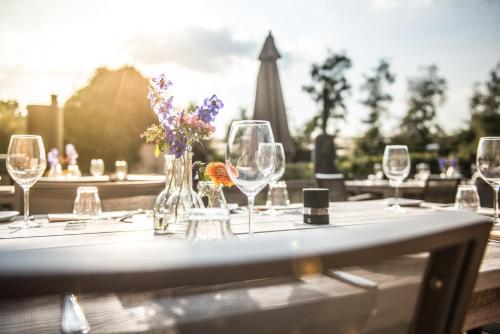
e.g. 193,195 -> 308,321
383,145 -> 411,212
265,143 -> 286,214
6,135 -> 47,228
476,137 -> 500,225
226,120 -> 276,237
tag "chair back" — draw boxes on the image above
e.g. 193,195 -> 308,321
15,179 -> 165,214
423,175 -> 461,204
0,211 -> 490,334
474,176 -> 499,208
315,173 -> 348,201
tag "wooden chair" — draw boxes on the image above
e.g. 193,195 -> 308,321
423,175 -> 461,204
0,211 -> 490,334
14,179 -> 165,214
474,176 -> 499,209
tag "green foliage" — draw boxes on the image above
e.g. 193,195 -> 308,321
303,51 -> 352,135
0,100 -> 24,153
398,65 -> 447,151
356,60 -> 395,155
471,62 -> 500,117
64,66 -> 157,172
337,151 -> 440,179
283,162 -> 313,180
444,62 -> 500,161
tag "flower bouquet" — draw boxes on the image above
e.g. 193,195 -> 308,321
142,74 -> 224,234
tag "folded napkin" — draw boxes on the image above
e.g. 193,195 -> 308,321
48,211 -> 129,222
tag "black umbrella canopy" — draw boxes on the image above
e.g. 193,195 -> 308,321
253,32 -> 295,157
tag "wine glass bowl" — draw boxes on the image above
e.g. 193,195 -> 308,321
6,135 -> 47,228
265,143 -> 286,214
225,120 -> 276,237
383,145 -> 410,211
476,137 -> 500,224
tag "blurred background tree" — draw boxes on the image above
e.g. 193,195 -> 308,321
395,65 -> 447,151
64,66 -> 156,173
303,51 -> 352,173
451,62 -> 500,161
356,60 -> 395,155
0,100 -> 25,153
302,51 -> 352,136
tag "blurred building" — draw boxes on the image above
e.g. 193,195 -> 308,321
26,95 -> 64,152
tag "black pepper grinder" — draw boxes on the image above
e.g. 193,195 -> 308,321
303,188 -> 330,225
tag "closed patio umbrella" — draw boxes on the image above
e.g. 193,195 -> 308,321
253,32 -> 295,157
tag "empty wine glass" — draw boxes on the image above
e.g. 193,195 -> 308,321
6,135 -> 47,228
225,120 -> 275,238
476,137 -> 500,225
383,145 -> 411,212
265,143 -> 286,214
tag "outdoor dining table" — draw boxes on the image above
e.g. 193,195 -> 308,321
345,179 -> 425,199
0,199 -> 498,332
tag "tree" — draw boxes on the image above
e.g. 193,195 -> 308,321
398,65 -> 447,151
303,51 -> 352,135
64,66 -> 157,172
302,51 -> 352,173
470,62 -> 500,137
357,60 -> 395,155
0,100 -> 24,153
452,61 -> 500,160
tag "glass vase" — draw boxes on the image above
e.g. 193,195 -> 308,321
198,181 -> 228,209
153,152 -> 203,235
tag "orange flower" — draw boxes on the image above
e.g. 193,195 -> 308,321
205,162 -> 233,187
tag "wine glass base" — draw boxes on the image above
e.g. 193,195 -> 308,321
259,208 -> 283,216
385,204 -> 407,213
8,220 -> 41,229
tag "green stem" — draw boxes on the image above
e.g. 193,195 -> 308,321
174,155 -> 184,220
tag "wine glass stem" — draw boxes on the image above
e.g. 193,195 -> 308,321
395,185 -> 400,207
494,186 -> 499,225
24,188 -> 30,225
248,196 -> 255,239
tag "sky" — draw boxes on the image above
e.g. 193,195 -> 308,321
0,0 -> 499,139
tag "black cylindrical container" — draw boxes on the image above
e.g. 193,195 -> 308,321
303,188 -> 329,225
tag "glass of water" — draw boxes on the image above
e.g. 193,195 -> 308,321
6,135 -> 47,228
265,143 -> 286,214
454,185 -> 480,211
186,208 -> 233,241
73,186 -> 102,217
90,159 -> 105,176
115,160 -> 128,181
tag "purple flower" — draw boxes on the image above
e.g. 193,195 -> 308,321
66,144 -> 79,165
169,136 -> 188,158
195,94 -> 224,124
151,74 -> 172,93
47,148 -> 59,168
154,96 -> 174,119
